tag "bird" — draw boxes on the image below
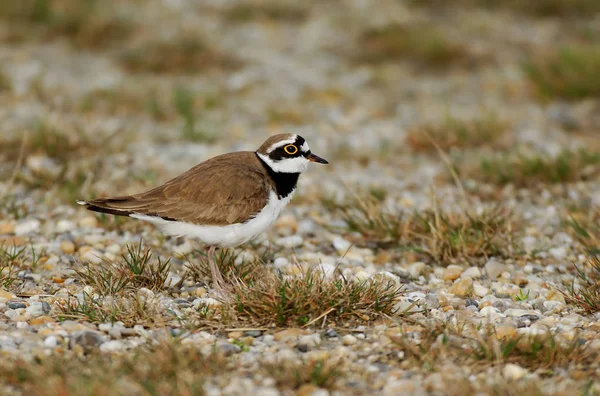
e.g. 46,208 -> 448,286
77,134 -> 328,294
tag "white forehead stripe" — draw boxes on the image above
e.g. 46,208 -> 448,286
301,141 -> 309,152
266,135 -> 298,153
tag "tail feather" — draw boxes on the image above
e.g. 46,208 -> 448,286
77,197 -> 138,218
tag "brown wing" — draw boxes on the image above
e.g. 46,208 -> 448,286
79,152 -> 272,226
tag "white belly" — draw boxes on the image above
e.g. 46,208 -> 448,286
130,190 -> 293,247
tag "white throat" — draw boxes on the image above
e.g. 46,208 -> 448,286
257,152 -> 310,173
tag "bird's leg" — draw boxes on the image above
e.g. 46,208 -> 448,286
206,246 -> 229,297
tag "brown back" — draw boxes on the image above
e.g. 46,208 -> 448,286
84,151 -> 273,225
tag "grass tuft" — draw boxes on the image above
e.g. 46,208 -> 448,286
224,2 -> 308,23
524,45 -> 600,100
173,87 -> 218,143
119,35 -> 238,75
264,359 -> 341,390
0,0 -> 135,49
76,242 -> 173,296
465,149 -> 600,187
329,194 -> 515,263
406,113 -> 509,153
562,254 -> 600,314
0,342 -> 229,395
355,23 -> 470,68
231,266 -> 403,327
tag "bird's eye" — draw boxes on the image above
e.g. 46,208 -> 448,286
284,144 -> 298,155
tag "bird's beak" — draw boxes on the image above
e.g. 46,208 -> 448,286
307,153 -> 328,164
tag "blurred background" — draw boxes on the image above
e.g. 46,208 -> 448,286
0,0 -> 599,211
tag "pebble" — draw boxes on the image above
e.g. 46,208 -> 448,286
462,267 -> 482,279
485,260 -> 506,279
473,283 -> 489,297
442,265 -> 464,281
15,219 -> 40,235
275,235 -> 304,248
324,328 -> 339,338
408,262 -> 427,278
332,237 -> 352,253
79,216 -> 98,228
100,340 -> 126,352
342,334 -> 357,345
450,278 -> 473,297
56,220 -> 76,233
7,301 -> 27,309
218,342 -> 242,356
503,363 -> 527,380
60,240 -> 76,254
274,328 -> 308,341
44,336 -> 58,348
69,331 -> 104,352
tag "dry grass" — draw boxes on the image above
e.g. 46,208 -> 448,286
230,267 -> 402,327
264,359 -> 341,391
0,342 -> 229,396
329,194 -> 516,264
0,245 -> 21,290
524,45 -> 600,100
186,250 -> 403,327
562,254 -> 600,314
56,292 -> 165,327
118,34 -> 239,75
463,149 -> 600,188
406,113 -> 510,153
0,0 -> 135,49
409,0 -> 600,18
355,23 -> 472,68
76,242 -> 173,296
224,2 -> 309,23
392,321 -> 596,373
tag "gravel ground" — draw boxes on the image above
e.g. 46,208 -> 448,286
1,1 -> 599,395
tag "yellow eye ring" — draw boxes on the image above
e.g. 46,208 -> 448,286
284,144 -> 298,155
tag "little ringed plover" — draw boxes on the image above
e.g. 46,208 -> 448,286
77,134 -> 328,292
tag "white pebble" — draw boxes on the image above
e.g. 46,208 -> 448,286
342,334 -> 357,345
15,219 -> 41,235
275,235 -> 303,248
333,237 -> 351,253
44,336 -> 58,348
503,363 -> 527,380
56,220 -> 76,233
317,263 -> 336,278
99,340 -> 125,352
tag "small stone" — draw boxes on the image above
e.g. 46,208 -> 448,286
383,380 -> 420,396
503,363 -> 527,380
100,340 -> 125,353
408,262 -> 427,278
332,237 -> 352,253
218,342 -> 242,356
44,336 -> 58,348
25,301 -> 44,317
450,278 -> 473,297
443,265 -> 464,281
15,219 -> 40,235
7,300 -> 27,309
342,334 -> 357,345
0,289 -> 16,299
299,334 -> 321,348
69,331 -> 104,352
0,222 -> 15,234
274,328 -> 308,341
473,283 -> 489,297
56,220 -> 76,233
60,240 -> 75,254
79,216 -> 98,228
30,315 -> 55,325
296,344 -> 309,353
549,246 -> 567,260
275,235 -> 303,248
485,260 -> 505,279
80,248 -> 103,265
324,328 -> 339,338
244,330 -> 263,338
462,267 -> 482,279
275,214 -> 298,233
41,301 -> 51,314
228,331 -> 243,339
